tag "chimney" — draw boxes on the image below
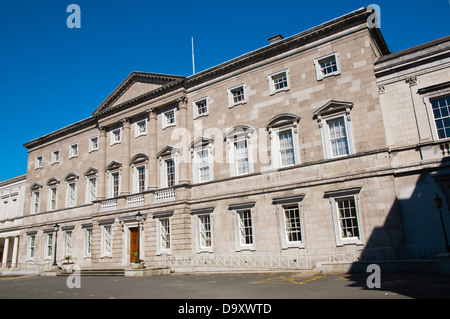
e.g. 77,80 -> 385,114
268,34 -> 284,44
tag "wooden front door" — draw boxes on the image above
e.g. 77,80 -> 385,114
129,228 -> 138,263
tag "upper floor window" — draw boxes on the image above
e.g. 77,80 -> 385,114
162,109 -> 176,129
46,177 -> 60,211
84,167 -> 98,203
268,69 -> 290,95
157,146 -> 179,188
226,126 -> 255,177
135,119 -> 147,137
190,137 -> 214,184
227,83 -> 247,108
111,128 -> 122,145
105,161 -> 122,198
69,143 -> 78,158
52,150 -> 60,164
89,136 -> 99,152
35,156 -> 43,169
431,95 -> 450,139
314,52 -> 341,81
193,97 -> 209,118
313,100 -> 355,160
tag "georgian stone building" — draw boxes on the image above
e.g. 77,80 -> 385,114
12,7 -> 448,274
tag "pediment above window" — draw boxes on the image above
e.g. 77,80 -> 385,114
64,172 -> 80,182
84,167 -> 99,177
129,153 -> 149,165
46,177 -> 60,186
156,146 -> 179,158
225,125 -> 255,140
105,160 -> 122,171
313,100 -> 354,118
190,137 -> 214,150
266,113 -> 301,129
30,183 -> 43,191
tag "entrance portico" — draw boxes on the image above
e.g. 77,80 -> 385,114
0,231 -> 20,269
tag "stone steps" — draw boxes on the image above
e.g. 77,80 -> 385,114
58,268 -> 125,276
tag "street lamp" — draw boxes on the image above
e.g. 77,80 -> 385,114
135,212 -> 143,264
433,193 -> 450,253
52,223 -> 60,267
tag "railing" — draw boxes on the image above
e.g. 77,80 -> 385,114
101,199 -> 117,211
328,247 -> 394,263
154,188 -> 176,203
126,194 -> 145,207
160,253 -> 312,270
405,244 -> 446,260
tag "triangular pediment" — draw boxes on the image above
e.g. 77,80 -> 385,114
189,137 -> 214,150
105,161 -> 122,171
92,72 -> 185,116
156,146 -> 179,158
313,100 -> 354,118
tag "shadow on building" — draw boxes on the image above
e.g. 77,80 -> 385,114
343,157 -> 450,297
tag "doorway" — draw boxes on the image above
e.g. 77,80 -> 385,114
129,227 -> 138,263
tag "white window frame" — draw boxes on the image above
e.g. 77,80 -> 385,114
226,126 -> 255,177
268,69 -> 290,95
133,164 -> 148,193
325,187 -> 364,246
69,143 -> 78,158
28,235 -> 36,260
191,207 -> 214,253
227,83 -> 247,108
44,232 -> 53,260
66,181 -> 77,208
110,128 -> 122,145
229,202 -> 256,251
31,191 -> 40,214
269,126 -> 300,169
135,119 -> 147,138
193,97 -> 209,119
108,170 -> 121,198
273,195 -> 306,249
193,148 -> 213,183
162,109 -> 176,129
89,136 -> 99,152
421,89 -> 450,141
84,227 -> 92,258
48,186 -> 58,211
86,176 -> 97,203
64,230 -> 72,256
314,51 -> 341,81
35,156 -> 43,169
101,224 -> 113,257
159,156 -> 178,188
51,150 -> 60,164
321,113 -> 355,159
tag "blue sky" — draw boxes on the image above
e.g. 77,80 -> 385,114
0,0 -> 449,182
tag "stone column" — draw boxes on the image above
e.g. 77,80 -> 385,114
11,236 -> 18,268
97,127 -> 107,200
121,118 -> 131,195
147,108 -> 158,190
2,238 -> 9,267
176,96 -> 190,186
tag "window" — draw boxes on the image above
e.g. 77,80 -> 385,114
45,233 -> 53,259
89,136 -> 99,152
431,96 -> 450,139
313,100 -> 355,159
35,156 -> 43,169
314,52 -> 341,80
324,187 -> 363,246
52,150 -> 60,164
135,119 -> 147,137
87,177 -> 97,202
278,129 -> 296,167
102,225 -> 112,256
28,235 -> 36,260
111,128 -> 122,145
268,69 -> 290,95
199,215 -> 212,248
193,97 -> 209,118
136,165 -> 146,193
70,144 -> 78,158
163,109 -> 176,128
228,84 -> 247,108
160,219 -> 171,251
238,210 -> 253,246
85,228 -> 92,257
191,207 -> 214,252
273,194 -> 305,248
157,146 -> 179,188
65,231 -> 72,256
191,137 -> 214,184
198,150 -> 211,182
66,182 -> 76,207
226,126 -> 255,177
165,159 -> 175,187
49,187 -> 57,211
32,191 -> 40,214
111,172 -> 120,197
229,201 -> 256,251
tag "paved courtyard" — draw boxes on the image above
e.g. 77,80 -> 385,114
0,271 -> 449,301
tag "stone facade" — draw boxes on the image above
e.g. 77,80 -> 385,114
5,8 -> 449,274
